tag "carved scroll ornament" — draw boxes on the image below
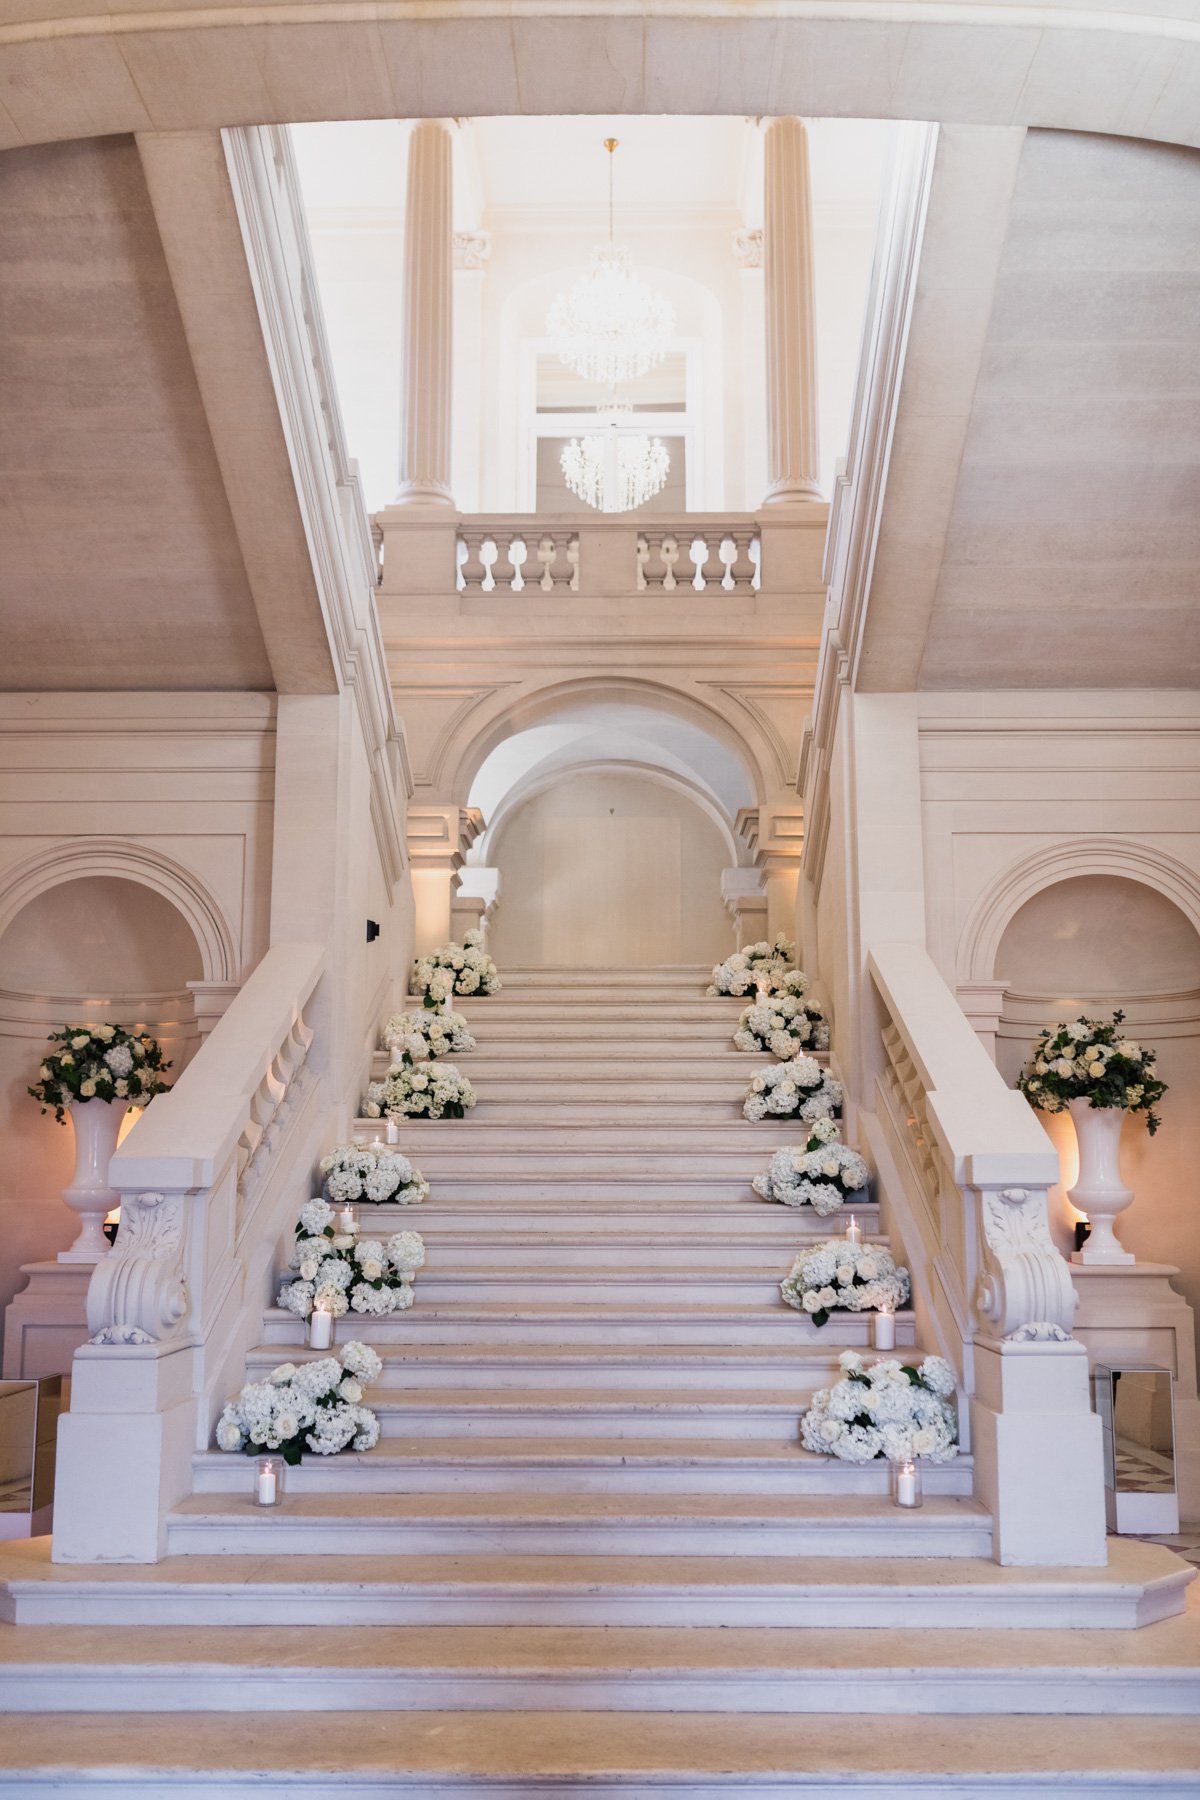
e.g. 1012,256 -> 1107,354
974,1187 -> 1077,1344
86,1190 -> 188,1346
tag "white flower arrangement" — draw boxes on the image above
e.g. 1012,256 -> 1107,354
781,1239 -> 910,1328
29,1023 -> 171,1124
412,929 -> 500,1010
743,1056 -> 843,1124
364,1062 -> 476,1121
752,1124 -> 869,1215
734,994 -> 829,1058
383,1008 -> 475,1064
707,935 -> 799,998
278,1195 -> 425,1320
1017,1009 -> 1167,1136
800,1351 -> 958,1464
215,1340 -> 383,1465
320,1144 -> 428,1207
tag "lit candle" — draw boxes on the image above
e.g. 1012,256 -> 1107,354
845,1215 -> 863,1248
894,1460 -> 920,1509
385,1118 -> 399,1145
335,1204 -> 358,1239
873,1308 -> 896,1351
369,1134 -> 386,1155
255,1458 -> 279,1506
308,1301 -> 333,1350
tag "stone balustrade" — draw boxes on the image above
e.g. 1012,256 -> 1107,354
865,941 -> 1107,1566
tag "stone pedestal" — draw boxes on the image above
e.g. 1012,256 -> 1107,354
2,1261 -> 93,1380
1071,1262 -> 1200,1525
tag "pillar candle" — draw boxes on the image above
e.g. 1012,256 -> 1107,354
845,1215 -> 863,1248
255,1460 -> 279,1506
873,1309 -> 896,1351
308,1303 -> 333,1350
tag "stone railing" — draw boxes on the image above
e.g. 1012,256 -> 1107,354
865,941 -> 1107,1566
454,516 -> 761,596
53,943 -> 326,1563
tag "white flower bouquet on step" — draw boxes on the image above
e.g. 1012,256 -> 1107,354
215,1340 -> 383,1464
412,929 -> 500,1009
743,1056 -> 843,1123
278,1196 -> 426,1320
781,1239 -> 910,1328
320,1143 -> 428,1207
708,935 -> 799,998
383,1008 -> 475,1065
752,1124 -> 868,1214
801,1351 -> 958,1464
365,1062 -> 476,1121
734,994 -> 829,1058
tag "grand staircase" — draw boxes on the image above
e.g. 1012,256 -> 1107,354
0,966 -> 1197,1794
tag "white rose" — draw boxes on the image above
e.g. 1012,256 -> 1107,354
821,1159 -> 840,1178
80,1080 -> 97,1098
802,1291 -> 821,1313
71,1035 -> 89,1050
93,1026 -> 115,1041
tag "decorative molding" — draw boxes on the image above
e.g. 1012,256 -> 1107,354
453,229 -> 491,271
975,1186 -> 1078,1344
86,1190 -> 188,1346
0,839 -> 238,984
697,683 -> 801,789
222,125 -> 407,892
800,122 -> 939,891
732,227 -> 763,269
957,836 -> 1200,985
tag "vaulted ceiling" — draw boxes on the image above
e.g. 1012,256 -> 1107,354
858,125 -> 1200,690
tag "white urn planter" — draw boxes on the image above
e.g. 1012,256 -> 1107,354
1068,1097 -> 1136,1266
59,1100 -> 126,1264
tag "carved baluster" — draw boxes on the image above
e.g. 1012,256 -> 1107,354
459,532 -> 488,591
729,532 -> 757,591
697,534 -> 725,592
535,535 -> 556,592
660,534 -> 680,592
498,534 -> 527,592
566,534 -> 580,592
639,533 -> 664,592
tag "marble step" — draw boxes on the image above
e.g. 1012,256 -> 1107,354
4,1540 -> 1187,1630
165,1492 -> 992,1558
419,1000 -> 742,1022
374,1050 -> 769,1075
234,1385 -> 882,1443
351,1231 -> 885,1269
288,1266 -> 866,1306
353,1124 -> 826,1157
242,1339 -> 891,1391
260,1301 -> 911,1347
345,1203 -> 879,1236
495,966 -> 714,982
446,1017 -> 744,1040
189,1438 -> 976,1498
0,1710 -> 1196,1796
3,1607 -> 1199,1719
372,1074 -> 761,1104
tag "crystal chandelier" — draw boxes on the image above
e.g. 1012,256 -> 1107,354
546,139 -> 675,387
561,404 -> 670,514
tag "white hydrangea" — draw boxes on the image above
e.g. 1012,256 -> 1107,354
364,1062 -> 476,1121
278,1198 -> 426,1319
319,1145 -> 427,1208
103,1043 -> 134,1077
753,1134 -> 869,1214
412,932 -> 500,1003
733,994 -> 830,1058
743,1058 -> 843,1124
782,1237 -> 910,1326
801,1354 -> 959,1464
383,1009 -> 476,1062
708,935 -> 800,998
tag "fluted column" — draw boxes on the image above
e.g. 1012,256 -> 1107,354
762,117 -> 821,506
395,120 -> 454,508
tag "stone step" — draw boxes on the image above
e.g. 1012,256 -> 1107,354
4,1539 -> 1187,1630
424,1001 -> 742,1023
241,1339 -> 887,1391
372,1072 -> 760,1103
496,965 -> 714,982
352,1131 -> 826,1164
260,1302 -> 909,1347
189,1438 -> 976,1498
0,1709 -> 1196,1794
3,1605 -> 1199,1720
374,1051 -> 767,1076
346,1203 -> 878,1236
453,1016 -> 744,1039
373,1100 -> 769,1123
164,1492 -> 992,1558
292,1266 -> 862,1306
343,1231 -> 883,1269
354,1173 -> 810,1201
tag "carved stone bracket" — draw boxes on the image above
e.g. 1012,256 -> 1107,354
974,1186 -> 1078,1343
86,1191 -> 188,1346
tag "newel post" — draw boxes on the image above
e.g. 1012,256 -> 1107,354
967,1175 -> 1107,1566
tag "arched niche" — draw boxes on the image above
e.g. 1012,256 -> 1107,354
488,766 -> 736,968
991,873 -> 1200,1314
0,874 -> 208,1318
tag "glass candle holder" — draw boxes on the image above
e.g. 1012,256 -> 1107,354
254,1456 -> 282,1507
308,1302 -> 334,1350
890,1458 -> 923,1510
844,1215 -> 863,1248
872,1308 -> 897,1351
385,1118 -> 400,1145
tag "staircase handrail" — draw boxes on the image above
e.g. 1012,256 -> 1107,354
867,940 -> 1076,1387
